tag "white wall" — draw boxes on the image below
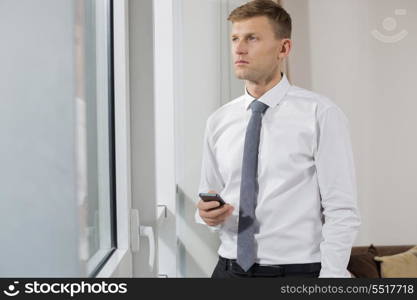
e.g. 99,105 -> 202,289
129,0 -> 159,277
0,0 -> 81,276
284,0 -> 417,246
174,0 -> 223,278
174,0 -> 245,277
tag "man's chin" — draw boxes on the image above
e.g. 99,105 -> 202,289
234,71 -> 249,80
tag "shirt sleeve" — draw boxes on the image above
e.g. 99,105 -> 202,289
314,106 -> 361,278
194,117 -> 226,232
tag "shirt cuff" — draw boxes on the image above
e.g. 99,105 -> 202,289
319,269 -> 353,278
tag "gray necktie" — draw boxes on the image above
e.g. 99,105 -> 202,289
237,99 -> 269,272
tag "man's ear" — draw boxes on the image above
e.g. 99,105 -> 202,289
278,39 -> 291,59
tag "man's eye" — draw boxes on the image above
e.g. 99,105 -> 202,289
248,36 -> 256,40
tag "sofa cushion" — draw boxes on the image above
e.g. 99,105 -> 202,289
348,244 -> 380,278
374,245 -> 417,278
373,245 -> 417,256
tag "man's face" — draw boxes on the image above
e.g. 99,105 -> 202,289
231,16 -> 282,83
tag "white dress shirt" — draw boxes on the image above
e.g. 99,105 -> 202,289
195,73 -> 361,277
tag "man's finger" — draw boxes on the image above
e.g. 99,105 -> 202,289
200,204 -> 230,218
203,207 -> 234,225
197,199 -> 223,211
200,204 -> 233,220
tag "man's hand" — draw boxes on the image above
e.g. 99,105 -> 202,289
197,191 -> 234,226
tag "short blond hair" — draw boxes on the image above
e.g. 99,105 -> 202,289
227,0 -> 292,39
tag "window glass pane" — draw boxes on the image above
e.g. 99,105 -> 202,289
0,0 -> 80,277
75,0 -> 115,275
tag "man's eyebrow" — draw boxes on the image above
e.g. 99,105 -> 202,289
231,32 -> 258,38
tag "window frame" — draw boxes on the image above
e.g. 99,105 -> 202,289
93,0 -> 132,278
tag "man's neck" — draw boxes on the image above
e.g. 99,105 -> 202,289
245,71 -> 282,99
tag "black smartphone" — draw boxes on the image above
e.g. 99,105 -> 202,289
199,192 -> 226,209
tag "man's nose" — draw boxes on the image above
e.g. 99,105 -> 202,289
234,41 -> 248,55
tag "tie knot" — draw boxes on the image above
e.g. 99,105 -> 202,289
250,100 -> 269,114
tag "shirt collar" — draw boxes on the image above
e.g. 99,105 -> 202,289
244,73 -> 291,110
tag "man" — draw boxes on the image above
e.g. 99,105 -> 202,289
195,0 -> 361,278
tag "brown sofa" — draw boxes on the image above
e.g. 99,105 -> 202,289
348,244 -> 416,278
